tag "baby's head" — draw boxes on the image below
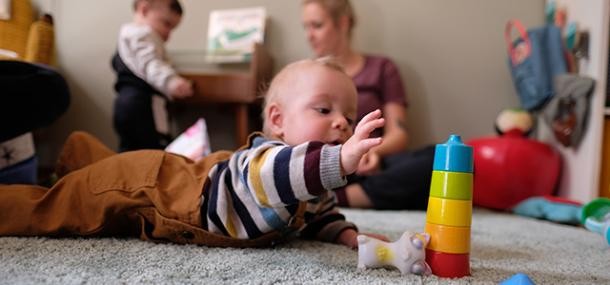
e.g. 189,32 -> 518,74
133,0 -> 183,42
262,57 -> 358,146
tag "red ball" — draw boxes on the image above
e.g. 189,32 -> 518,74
467,130 -> 561,210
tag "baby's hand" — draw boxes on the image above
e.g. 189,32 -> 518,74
336,228 -> 389,249
341,109 -> 384,175
168,76 -> 194,99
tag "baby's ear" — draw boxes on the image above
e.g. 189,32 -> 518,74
266,103 -> 284,138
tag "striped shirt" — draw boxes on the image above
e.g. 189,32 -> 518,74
200,134 -> 357,242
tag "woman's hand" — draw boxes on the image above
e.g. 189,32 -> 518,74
356,151 -> 381,176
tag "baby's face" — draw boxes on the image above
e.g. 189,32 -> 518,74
143,2 -> 181,42
279,65 -> 357,146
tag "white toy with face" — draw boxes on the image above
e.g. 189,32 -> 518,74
357,231 -> 431,275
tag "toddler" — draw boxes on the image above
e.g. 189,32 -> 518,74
112,0 -> 193,151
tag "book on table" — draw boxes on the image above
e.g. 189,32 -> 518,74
206,7 -> 266,63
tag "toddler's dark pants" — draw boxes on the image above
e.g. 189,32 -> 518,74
113,87 -> 167,152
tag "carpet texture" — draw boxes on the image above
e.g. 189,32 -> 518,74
1,208 -> 608,284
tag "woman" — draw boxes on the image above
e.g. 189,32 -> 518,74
301,0 -> 434,209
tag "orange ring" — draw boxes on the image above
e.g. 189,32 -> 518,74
425,223 -> 470,254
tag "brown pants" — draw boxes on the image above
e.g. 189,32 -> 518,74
0,131 -> 286,247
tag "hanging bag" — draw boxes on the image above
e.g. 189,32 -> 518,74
505,19 -> 567,110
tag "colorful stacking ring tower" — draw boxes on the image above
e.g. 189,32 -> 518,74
425,134 -> 473,278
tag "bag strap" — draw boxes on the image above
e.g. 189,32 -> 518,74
505,19 -> 531,65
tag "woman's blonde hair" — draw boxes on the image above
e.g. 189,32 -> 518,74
302,0 -> 356,36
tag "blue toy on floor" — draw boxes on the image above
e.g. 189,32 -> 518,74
500,273 -> 534,285
580,198 -> 610,246
512,196 -> 582,225
500,273 -> 535,285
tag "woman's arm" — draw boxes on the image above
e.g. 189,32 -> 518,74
373,102 -> 409,157
356,103 -> 407,175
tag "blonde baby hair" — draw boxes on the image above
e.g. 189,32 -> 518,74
261,57 -> 347,136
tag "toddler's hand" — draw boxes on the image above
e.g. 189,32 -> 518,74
341,109 -> 384,175
168,76 -> 194,99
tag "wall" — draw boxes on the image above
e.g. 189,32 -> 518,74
32,0 -> 544,165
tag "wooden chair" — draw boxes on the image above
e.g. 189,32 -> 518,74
0,0 -> 54,64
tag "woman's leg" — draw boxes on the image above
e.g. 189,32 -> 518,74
343,183 -> 373,208
341,145 -> 436,210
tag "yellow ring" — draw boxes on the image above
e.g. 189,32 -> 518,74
425,223 -> 470,254
426,197 -> 472,227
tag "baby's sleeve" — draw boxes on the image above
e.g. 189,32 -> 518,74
240,140 -> 348,208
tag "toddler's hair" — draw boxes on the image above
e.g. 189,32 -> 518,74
261,57 -> 346,135
133,0 -> 183,15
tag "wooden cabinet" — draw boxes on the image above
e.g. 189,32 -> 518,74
540,0 -> 609,202
175,44 -> 273,146
600,117 -> 610,198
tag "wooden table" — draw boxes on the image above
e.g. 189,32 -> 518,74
176,44 -> 273,146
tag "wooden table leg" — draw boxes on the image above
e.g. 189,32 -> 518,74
235,104 -> 248,146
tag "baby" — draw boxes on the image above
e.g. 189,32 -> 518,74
0,58 -> 386,248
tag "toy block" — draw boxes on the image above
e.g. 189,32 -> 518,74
424,223 -> 470,254
426,197 -> 472,227
429,170 -> 473,200
425,249 -> 470,278
500,273 -> 535,285
432,135 -> 473,173
425,134 -> 473,277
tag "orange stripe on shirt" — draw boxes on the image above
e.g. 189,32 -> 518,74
249,149 -> 271,207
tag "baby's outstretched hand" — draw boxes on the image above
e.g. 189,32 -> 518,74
341,109 -> 384,175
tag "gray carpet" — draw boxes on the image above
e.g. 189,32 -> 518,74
1,208 -> 609,284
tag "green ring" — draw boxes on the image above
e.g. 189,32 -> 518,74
429,171 -> 472,200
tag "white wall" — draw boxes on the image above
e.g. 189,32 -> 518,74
32,0 -> 544,165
